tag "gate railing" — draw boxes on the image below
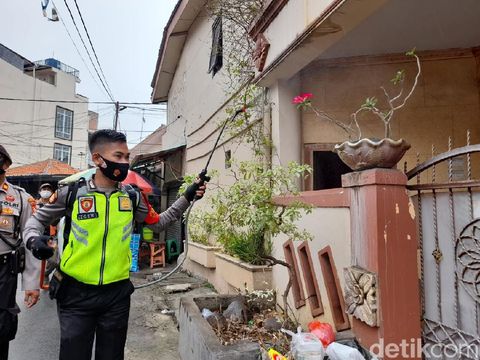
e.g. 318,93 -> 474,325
406,134 -> 480,359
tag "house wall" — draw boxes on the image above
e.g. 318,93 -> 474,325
165,8 -> 258,178
0,60 -> 90,169
261,0 -> 341,70
129,126 -> 166,160
300,49 -> 480,182
271,206 -> 351,329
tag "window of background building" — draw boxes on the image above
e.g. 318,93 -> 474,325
54,143 -> 72,164
55,106 -> 73,140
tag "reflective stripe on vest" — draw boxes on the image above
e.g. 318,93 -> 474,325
60,191 -> 134,285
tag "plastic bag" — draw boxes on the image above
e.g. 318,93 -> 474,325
326,342 -> 366,360
201,308 -> 214,319
333,339 -> 372,360
308,321 -> 335,347
282,327 -> 325,359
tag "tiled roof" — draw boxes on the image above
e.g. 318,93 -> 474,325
7,159 -> 79,177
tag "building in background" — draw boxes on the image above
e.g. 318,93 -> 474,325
7,158 -> 78,195
0,43 -> 97,169
130,125 -> 185,247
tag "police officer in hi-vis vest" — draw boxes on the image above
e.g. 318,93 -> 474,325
24,130 -> 206,360
0,145 -> 41,359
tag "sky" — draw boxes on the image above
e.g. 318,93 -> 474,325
0,0 -> 178,147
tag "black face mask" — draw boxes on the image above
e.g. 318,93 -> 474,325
98,156 -> 129,182
0,160 -> 5,175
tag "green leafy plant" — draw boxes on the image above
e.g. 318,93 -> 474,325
187,160 -> 312,264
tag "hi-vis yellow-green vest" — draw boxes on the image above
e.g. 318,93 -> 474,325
60,190 -> 134,285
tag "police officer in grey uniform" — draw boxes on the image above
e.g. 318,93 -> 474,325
0,145 -> 42,359
23,130 -> 206,360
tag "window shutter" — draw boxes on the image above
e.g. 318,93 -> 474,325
208,16 -> 223,75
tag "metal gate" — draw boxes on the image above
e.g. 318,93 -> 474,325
406,137 -> 480,359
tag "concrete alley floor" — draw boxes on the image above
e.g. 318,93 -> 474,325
126,269 -> 217,360
9,268 -> 216,360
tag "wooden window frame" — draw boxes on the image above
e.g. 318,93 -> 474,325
297,241 -> 324,317
283,239 -> 306,309
318,246 -> 350,331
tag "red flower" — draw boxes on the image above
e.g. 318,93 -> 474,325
292,93 -> 313,105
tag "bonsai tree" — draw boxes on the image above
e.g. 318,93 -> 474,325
294,48 -> 421,140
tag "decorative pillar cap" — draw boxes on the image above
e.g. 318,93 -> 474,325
342,169 -> 407,188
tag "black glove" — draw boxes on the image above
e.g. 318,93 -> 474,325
27,236 -> 54,260
184,170 -> 210,202
184,182 -> 201,202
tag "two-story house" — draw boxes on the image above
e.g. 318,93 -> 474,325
151,0 -> 480,355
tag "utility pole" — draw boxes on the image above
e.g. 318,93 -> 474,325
113,101 -> 119,130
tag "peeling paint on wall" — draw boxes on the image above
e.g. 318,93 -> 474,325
408,199 -> 416,220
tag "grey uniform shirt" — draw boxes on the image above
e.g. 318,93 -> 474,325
23,177 -> 190,261
0,181 -> 41,291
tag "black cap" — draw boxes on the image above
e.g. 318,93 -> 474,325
0,145 -> 12,166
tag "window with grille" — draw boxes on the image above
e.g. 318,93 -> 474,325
53,143 -> 72,164
208,16 -> 223,76
55,107 -> 73,140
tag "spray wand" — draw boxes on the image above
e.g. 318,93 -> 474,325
135,106 -> 247,289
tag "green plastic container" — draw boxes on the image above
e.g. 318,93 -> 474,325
143,227 -> 154,242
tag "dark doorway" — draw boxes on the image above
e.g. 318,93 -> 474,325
313,151 -> 351,190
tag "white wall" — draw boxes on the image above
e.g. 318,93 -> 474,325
0,60 -> 89,169
272,207 -> 351,328
269,78 -> 302,168
165,9 -> 257,177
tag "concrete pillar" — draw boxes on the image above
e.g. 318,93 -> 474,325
342,169 -> 422,359
269,78 -> 302,167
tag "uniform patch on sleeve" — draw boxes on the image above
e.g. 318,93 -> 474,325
118,196 -> 132,211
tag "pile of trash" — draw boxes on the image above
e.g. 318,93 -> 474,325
201,295 -> 292,354
278,322 -> 373,360
201,296 -> 373,360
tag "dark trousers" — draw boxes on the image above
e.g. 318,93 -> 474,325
57,277 -> 134,360
0,255 -> 19,360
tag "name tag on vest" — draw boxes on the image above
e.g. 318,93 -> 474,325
118,196 -> 132,211
78,196 -> 99,220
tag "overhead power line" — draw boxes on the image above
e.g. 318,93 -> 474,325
62,0 -> 114,101
72,0 -> 114,99
0,97 -> 167,106
51,0 -> 105,97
